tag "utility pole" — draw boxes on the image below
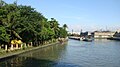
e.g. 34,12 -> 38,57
106,26 -> 108,31
80,29 -> 82,35
72,29 -> 73,35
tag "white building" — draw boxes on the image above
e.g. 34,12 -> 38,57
94,31 -> 115,39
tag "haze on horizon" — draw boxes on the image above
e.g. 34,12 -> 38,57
5,0 -> 120,32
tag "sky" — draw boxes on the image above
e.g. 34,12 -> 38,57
4,0 -> 120,32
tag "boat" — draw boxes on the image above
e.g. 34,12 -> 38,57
83,38 -> 92,42
80,37 -> 85,41
69,36 -> 80,41
79,31 -> 94,42
82,36 -> 93,42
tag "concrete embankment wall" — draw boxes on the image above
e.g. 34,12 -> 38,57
0,40 -> 66,60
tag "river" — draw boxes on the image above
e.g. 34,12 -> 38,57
0,39 -> 120,67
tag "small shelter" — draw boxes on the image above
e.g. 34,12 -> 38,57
11,39 -> 22,50
10,30 -> 23,50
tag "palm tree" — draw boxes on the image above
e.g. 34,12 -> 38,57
49,18 -> 60,38
63,24 -> 68,30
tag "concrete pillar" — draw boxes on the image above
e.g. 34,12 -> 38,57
5,45 -> 7,51
30,42 -> 32,47
24,43 -> 26,48
11,44 -> 14,50
27,43 -> 29,47
21,44 -> 23,49
16,44 -> 18,49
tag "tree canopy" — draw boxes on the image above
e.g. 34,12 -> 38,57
0,0 -> 68,46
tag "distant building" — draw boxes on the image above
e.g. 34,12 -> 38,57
80,32 -> 92,37
93,31 -> 115,39
68,31 -> 80,35
72,32 -> 80,35
80,32 -> 88,36
117,29 -> 120,33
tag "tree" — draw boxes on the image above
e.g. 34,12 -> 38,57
63,24 -> 68,30
0,1 -> 68,48
0,25 -> 10,44
58,27 -> 67,38
49,18 -> 60,39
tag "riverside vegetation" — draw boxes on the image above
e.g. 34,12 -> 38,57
0,0 -> 68,52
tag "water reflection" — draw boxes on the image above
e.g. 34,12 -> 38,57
19,43 -> 68,61
0,42 -> 80,67
0,57 -> 80,67
0,56 -> 80,67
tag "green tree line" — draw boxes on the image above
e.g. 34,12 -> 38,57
0,0 -> 68,47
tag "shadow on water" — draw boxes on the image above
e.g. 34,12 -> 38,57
0,42 -> 82,67
0,56 -> 81,67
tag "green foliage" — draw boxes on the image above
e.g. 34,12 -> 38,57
59,27 -> 68,38
0,0 -> 68,46
0,26 -> 10,44
63,24 -> 68,30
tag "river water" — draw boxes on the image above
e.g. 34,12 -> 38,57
0,39 -> 120,67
